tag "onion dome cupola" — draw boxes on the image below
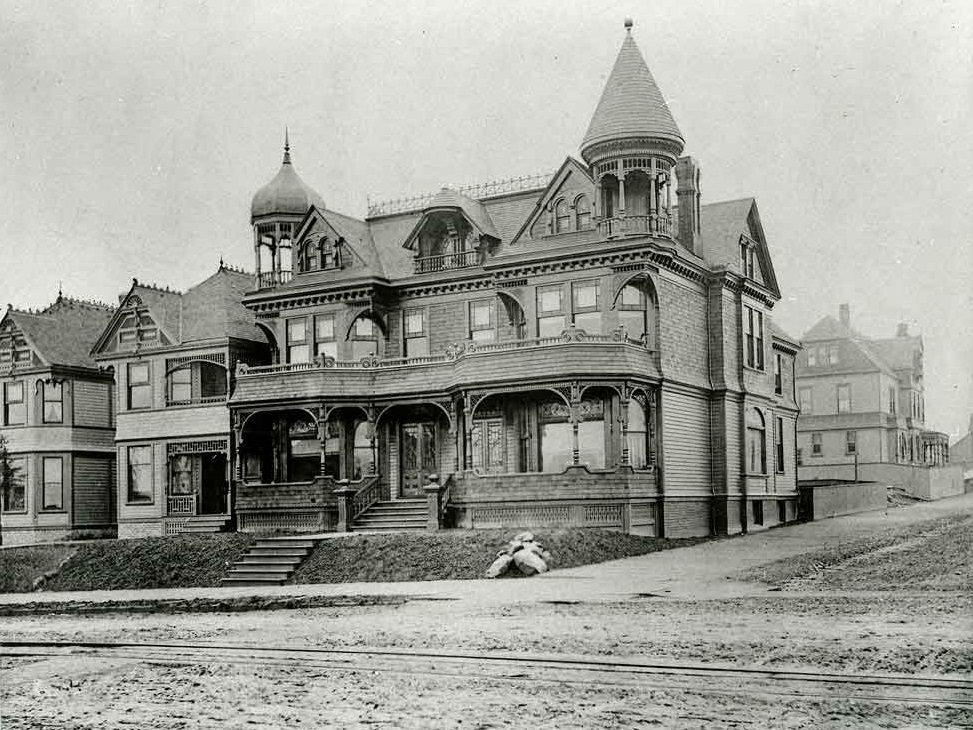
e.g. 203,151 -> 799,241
582,20 -> 685,239
250,130 -> 325,288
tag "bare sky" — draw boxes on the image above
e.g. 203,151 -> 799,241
1,0 -> 971,437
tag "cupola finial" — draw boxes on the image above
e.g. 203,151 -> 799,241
283,126 -> 291,164
624,18 -> 633,33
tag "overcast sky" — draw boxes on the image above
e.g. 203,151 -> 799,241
1,0 -> 971,438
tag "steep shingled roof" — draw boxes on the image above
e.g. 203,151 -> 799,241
6,298 -> 115,369
581,31 -> 684,154
179,268 -> 267,344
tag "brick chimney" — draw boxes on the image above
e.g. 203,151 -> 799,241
896,322 -> 909,337
675,156 -> 701,256
839,303 -> 850,327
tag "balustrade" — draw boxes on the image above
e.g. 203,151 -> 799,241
256,270 -> 294,289
414,249 -> 481,274
167,493 -> 197,516
597,213 -> 672,238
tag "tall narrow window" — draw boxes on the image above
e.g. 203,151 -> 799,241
775,417 -> 785,473
469,300 -> 495,342
574,195 -> 591,230
1,456 -> 26,512
744,307 -> 755,367
404,309 -> 429,357
571,280 -> 601,333
353,421 -> 372,479
127,445 -> 153,503
42,456 -> 63,510
536,285 -> 565,338
554,199 -> 570,233
627,398 -> 649,469
747,409 -> 767,474
798,387 -> 812,415
837,384 -> 851,413
315,315 -> 337,360
127,363 -> 151,410
351,316 -> 379,361
807,348 -> 817,367
845,430 -> 857,454
3,381 -> 25,425
618,284 -> 647,340
321,238 -> 337,269
774,354 -> 783,395
302,240 -> 318,272
755,310 -> 765,369
287,318 -> 309,363
827,344 -> 839,365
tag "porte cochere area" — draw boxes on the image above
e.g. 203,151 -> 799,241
231,330 -> 662,536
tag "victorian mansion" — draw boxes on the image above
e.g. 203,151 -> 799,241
1,24 -> 801,543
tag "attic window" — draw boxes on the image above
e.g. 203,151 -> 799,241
300,236 -> 340,273
740,242 -> 756,279
554,199 -> 570,233
118,309 -> 159,347
575,195 -> 591,230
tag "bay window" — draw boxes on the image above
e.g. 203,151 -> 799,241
536,285 -> 565,338
287,318 -> 309,363
469,300 -> 495,342
571,281 -> 601,333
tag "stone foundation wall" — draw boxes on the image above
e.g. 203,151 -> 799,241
0,526 -> 72,546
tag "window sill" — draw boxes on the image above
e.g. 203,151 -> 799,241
0,510 -> 27,515
40,508 -> 67,514
125,500 -> 154,506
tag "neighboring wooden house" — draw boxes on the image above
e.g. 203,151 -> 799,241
91,267 -> 268,538
796,305 -> 959,498
0,295 -> 116,545
228,24 -> 801,537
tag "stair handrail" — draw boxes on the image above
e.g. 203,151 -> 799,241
350,475 -> 383,520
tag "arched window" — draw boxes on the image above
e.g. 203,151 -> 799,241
353,421 -> 373,479
618,283 -> 647,340
166,361 -> 227,405
301,240 -> 318,272
349,314 -> 382,361
575,195 -> 591,230
747,408 -> 767,474
627,397 -> 648,469
554,199 -> 570,233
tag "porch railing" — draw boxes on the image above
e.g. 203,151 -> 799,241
414,249 -> 481,274
256,270 -> 294,290
598,213 -> 672,238
167,493 -> 197,516
238,326 -> 653,378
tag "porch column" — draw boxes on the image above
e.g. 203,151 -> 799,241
593,178 -> 602,220
232,413 -> 244,482
570,406 -> 581,466
368,423 -> 377,475
649,159 -> 657,222
463,394 -> 474,470
453,401 -> 461,472
619,400 -> 630,466
617,173 -> 627,216
317,405 -> 329,478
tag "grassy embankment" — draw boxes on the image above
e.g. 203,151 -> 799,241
0,529 -> 706,592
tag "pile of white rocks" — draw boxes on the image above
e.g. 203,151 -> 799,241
485,531 -> 552,578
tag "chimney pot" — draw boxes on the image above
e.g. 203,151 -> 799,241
839,303 -> 850,327
896,322 -> 909,337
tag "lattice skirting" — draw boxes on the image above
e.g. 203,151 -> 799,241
237,509 -> 337,534
462,500 -> 657,535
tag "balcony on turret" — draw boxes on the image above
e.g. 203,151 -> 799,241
598,212 -> 672,239
256,269 -> 293,290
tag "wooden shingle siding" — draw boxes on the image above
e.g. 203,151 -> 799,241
661,388 -> 711,494
115,408 -> 228,441
73,456 -> 113,526
657,278 -> 708,386
73,380 -> 111,428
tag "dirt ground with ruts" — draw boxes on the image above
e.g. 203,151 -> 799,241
2,495 -> 972,729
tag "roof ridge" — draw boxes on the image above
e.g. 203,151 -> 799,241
132,277 -> 183,296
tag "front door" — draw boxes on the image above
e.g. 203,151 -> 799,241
200,453 -> 227,514
400,422 -> 437,498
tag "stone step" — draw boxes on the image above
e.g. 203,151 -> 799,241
353,524 -> 428,533
354,515 -> 427,526
373,500 -> 425,506
237,555 -> 304,565
361,506 -> 428,517
220,576 -> 286,586
253,539 -> 316,549
246,547 -> 311,558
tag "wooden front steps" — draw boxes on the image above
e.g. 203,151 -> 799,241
352,499 -> 427,532
221,536 -> 318,587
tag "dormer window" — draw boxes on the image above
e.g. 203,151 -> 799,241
740,241 -> 756,279
299,236 -> 340,273
415,212 -> 481,273
117,308 -> 159,348
575,195 -> 591,230
554,199 -> 570,233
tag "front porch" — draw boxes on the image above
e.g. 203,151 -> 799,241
231,382 -> 662,535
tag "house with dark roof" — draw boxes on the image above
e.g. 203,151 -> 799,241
227,22 -> 802,538
90,267 -> 269,538
796,304 -> 960,498
0,295 -> 116,545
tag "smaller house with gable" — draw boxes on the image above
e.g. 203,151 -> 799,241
0,295 -> 116,545
90,267 -> 269,538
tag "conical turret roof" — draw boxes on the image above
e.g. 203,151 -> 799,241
581,28 -> 684,156
251,132 -> 325,221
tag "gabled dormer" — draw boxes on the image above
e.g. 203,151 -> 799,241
403,188 -> 499,274
0,313 -> 40,370
289,206 -> 385,281
511,157 -> 595,244
91,285 -> 177,356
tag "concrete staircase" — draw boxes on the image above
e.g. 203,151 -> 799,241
221,536 -> 319,587
352,499 -> 427,532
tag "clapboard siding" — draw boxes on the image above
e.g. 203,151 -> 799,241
773,414 -> 797,493
74,381 -> 111,428
725,398 -> 743,494
661,389 -> 711,493
73,456 -> 114,526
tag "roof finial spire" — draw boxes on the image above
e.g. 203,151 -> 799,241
624,17 -> 633,34
283,126 -> 291,164
57,281 -> 63,300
